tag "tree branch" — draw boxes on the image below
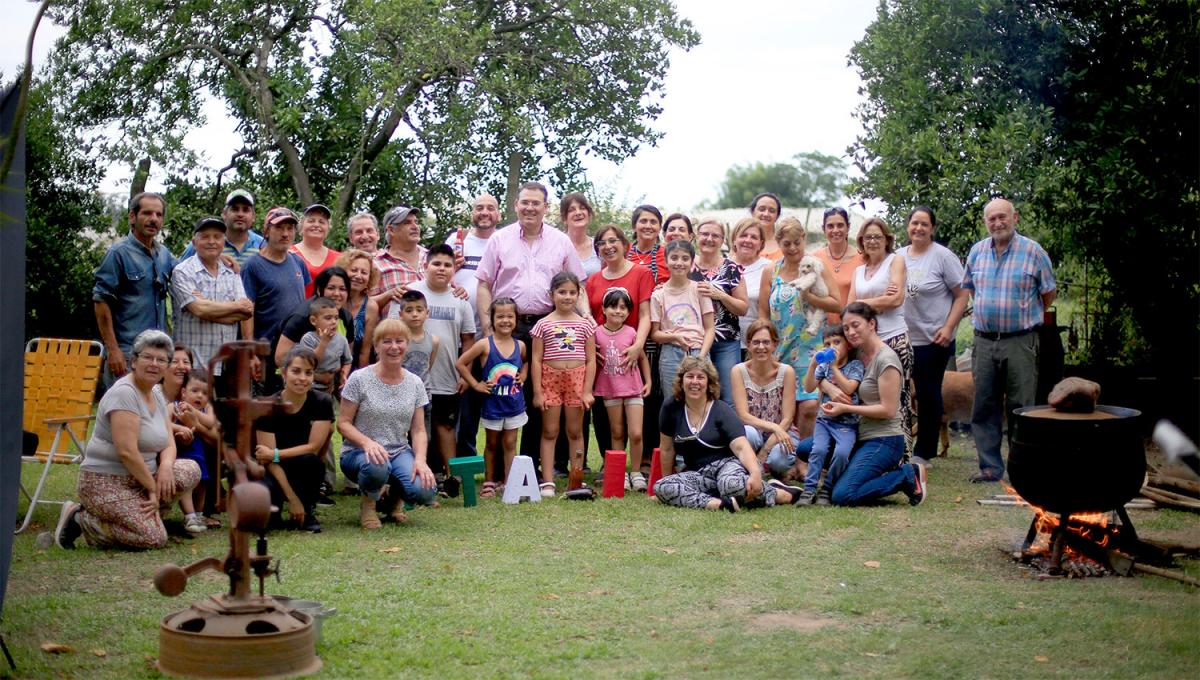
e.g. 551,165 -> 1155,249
493,2 -> 568,34
0,0 -> 51,186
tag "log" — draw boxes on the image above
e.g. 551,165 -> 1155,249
1140,487 -> 1200,512
1143,486 -> 1200,505
1133,563 -> 1200,587
1147,474 -> 1200,497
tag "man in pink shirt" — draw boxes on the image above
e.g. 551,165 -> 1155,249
475,181 -> 590,463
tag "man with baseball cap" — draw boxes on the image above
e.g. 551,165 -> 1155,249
170,216 -> 254,373
371,205 -> 427,318
180,189 -> 265,267
241,207 -> 311,392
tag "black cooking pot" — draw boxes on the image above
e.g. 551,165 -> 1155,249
1008,405 -> 1145,515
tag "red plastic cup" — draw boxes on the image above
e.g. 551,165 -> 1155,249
602,450 -> 627,498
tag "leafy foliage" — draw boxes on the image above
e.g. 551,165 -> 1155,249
45,0 -> 700,227
23,81 -> 111,340
709,151 -> 847,209
848,0 -> 1199,376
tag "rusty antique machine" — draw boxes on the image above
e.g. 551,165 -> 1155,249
152,341 -> 321,678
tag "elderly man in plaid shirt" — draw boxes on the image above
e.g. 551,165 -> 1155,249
170,216 -> 254,374
961,197 -> 1057,483
372,206 -> 427,319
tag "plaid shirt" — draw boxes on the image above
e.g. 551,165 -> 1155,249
170,254 -> 247,374
962,232 -> 1056,333
372,246 -> 427,296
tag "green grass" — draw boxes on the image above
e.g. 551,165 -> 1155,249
5,434 -> 1199,679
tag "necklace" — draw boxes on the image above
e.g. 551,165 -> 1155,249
827,245 -> 852,273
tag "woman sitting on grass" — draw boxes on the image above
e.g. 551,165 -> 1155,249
255,346 -> 332,533
654,356 -> 801,511
730,319 -> 810,478
55,330 -> 201,550
823,302 -> 927,507
338,319 -> 438,529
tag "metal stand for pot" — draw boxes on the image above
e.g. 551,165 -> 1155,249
152,341 -> 321,679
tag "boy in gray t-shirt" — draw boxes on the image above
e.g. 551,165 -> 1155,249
299,297 -> 352,393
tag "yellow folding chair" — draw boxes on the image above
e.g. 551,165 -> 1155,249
16,338 -> 104,534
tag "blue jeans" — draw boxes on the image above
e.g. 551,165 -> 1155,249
709,340 -> 742,405
340,445 -> 437,506
807,417 -> 857,493
830,435 -> 912,506
745,426 -> 812,478
659,344 -> 699,394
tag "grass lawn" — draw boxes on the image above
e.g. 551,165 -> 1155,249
5,434 -> 1199,679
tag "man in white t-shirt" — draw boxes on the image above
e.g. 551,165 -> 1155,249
409,244 -> 477,490
447,193 -> 500,457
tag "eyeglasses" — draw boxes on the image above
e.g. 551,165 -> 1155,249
139,354 -> 170,365
598,238 -> 623,247
861,234 -> 885,242
749,339 -> 774,347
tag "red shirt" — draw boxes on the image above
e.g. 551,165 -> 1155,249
586,263 -> 655,328
626,244 -> 669,285
290,246 -> 342,298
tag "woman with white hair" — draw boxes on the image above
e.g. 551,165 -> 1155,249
55,330 -> 201,549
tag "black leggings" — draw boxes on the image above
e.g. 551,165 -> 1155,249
912,341 -> 955,459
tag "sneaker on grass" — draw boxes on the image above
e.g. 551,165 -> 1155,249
907,462 -> 927,506
54,501 -> 82,549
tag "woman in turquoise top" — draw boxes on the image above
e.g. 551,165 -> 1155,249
756,218 -> 840,437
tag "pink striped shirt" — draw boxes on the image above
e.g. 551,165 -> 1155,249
531,316 -> 594,362
475,223 -> 585,315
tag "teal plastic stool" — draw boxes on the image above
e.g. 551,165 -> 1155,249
448,455 -> 486,507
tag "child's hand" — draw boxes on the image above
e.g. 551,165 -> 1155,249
640,381 -> 652,398
822,401 -> 848,417
533,393 -> 545,411
318,325 -> 335,341
286,497 -> 305,527
254,444 -> 274,464
473,380 -> 494,395
582,392 -> 594,410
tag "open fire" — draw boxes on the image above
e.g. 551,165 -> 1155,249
1012,487 -> 1123,579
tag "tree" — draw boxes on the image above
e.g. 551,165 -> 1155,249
45,0 -> 699,228
23,80 -> 110,340
710,151 -> 846,209
848,0 -> 1198,382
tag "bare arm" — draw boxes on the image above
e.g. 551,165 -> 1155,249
1042,289 -> 1057,307
731,365 -> 776,432
582,332 -> 596,409
658,433 -> 675,478
476,280 -> 494,335
757,268 -> 773,320
723,277 -> 750,316
358,299 -> 380,366
933,285 -> 970,347
94,300 -> 126,377
275,335 -> 297,366
184,298 -> 253,323
531,335 -> 545,410
856,257 -> 907,311
456,338 -> 489,390
699,311 -> 715,355
730,435 -> 764,500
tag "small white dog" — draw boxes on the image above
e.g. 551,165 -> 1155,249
789,255 -> 829,336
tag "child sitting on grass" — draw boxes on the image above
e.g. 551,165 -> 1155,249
299,296 -> 352,394
799,324 -> 864,505
594,288 -> 652,491
456,297 -> 528,498
171,368 -> 219,533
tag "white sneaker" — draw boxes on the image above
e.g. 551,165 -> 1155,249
184,515 -> 207,534
630,472 -> 648,492
624,473 -> 632,490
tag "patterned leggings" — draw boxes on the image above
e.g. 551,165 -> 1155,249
885,333 -> 914,455
76,459 -> 201,549
654,457 -> 777,509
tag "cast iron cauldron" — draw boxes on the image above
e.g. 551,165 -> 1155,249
1008,405 -> 1145,515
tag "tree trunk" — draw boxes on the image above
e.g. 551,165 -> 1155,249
504,150 -> 523,223
130,157 -> 151,198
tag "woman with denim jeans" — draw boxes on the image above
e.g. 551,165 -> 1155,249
731,319 -> 811,479
689,218 -> 748,405
338,319 -> 438,529
824,302 -> 927,507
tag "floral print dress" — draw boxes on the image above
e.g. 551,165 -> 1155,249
768,260 -> 821,400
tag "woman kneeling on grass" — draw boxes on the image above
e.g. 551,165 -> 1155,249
654,356 -> 802,511
55,330 -> 201,550
823,302 -> 927,507
338,319 -> 437,529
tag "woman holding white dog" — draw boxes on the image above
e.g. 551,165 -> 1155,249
897,206 -> 968,468
757,218 -> 840,438
689,217 -> 748,404
848,217 -> 913,452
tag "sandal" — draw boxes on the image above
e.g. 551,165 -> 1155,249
387,508 -> 409,524
539,481 -> 556,498
480,481 -> 498,498
203,515 -> 223,528
360,501 -> 382,530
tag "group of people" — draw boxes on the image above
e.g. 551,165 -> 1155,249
52,183 -> 1056,549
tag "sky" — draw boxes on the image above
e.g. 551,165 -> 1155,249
2,0 -> 880,213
